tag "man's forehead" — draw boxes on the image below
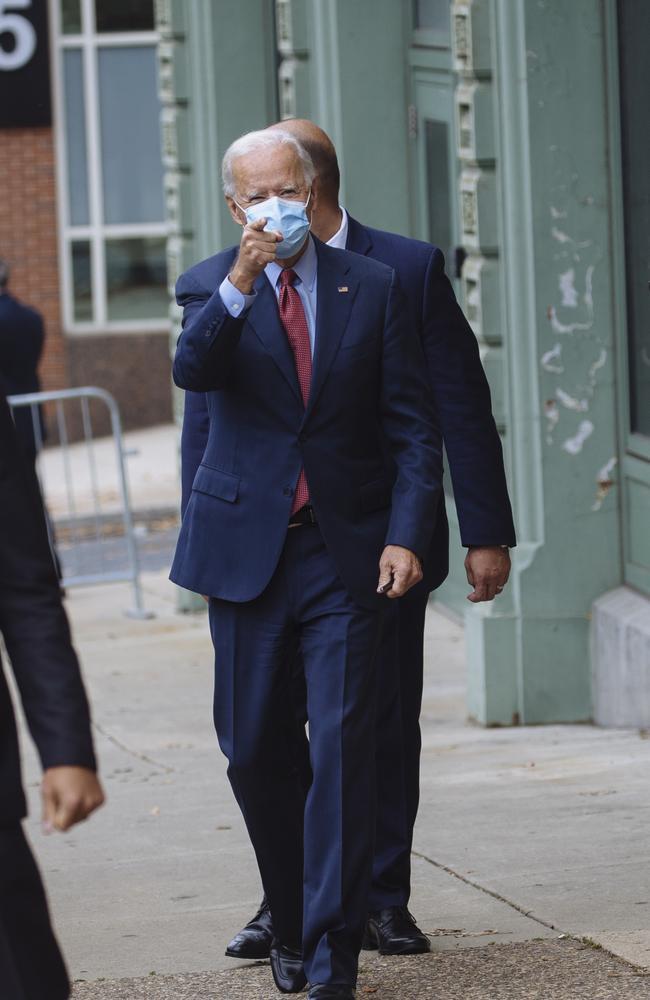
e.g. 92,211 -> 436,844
233,146 -> 303,188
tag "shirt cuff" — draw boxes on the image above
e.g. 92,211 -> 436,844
219,275 -> 256,317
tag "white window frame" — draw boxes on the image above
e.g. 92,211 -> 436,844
50,0 -> 169,335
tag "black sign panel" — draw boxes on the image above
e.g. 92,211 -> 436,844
0,0 -> 51,127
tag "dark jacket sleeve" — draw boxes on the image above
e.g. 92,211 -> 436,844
420,249 -> 517,547
0,396 -> 96,772
172,272 -> 246,392
381,271 -> 443,559
180,390 -> 210,518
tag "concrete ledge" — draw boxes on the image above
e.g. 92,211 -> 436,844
591,586 -> 650,727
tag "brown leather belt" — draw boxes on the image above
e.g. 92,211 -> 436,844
288,504 -> 317,528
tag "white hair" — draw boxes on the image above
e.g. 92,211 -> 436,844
221,128 -> 316,197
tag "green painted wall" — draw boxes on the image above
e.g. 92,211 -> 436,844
465,0 -> 623,723
305,0 -> 411,236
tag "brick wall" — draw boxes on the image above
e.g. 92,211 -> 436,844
67,331 -> 173,437
0,127 -> 67,390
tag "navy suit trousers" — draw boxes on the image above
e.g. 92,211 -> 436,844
209,525 -> 384,988
289,594 -> 428,910
0,825 -> 69,1000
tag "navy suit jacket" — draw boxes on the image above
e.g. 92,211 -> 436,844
170,239 -> 442,609
0,395 -> 95,828
180,218 -> 515,595
0,292 -> 46,460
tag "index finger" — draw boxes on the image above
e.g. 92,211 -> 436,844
247,216 -> 269,231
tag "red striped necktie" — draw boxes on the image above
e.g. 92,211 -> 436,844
278,268 -> 312,514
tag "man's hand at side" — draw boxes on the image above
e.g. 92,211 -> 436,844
229,217 -> 282,294
465,545 -> 511,603
42,766 -> 105,833
378,545 -> 423,599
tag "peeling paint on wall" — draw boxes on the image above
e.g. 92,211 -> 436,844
562,420 -> 594,455
559,268 -> 579,307
544,399 -> 560,444
588,349 -> 607,385
592,457 -> 618,511
556,387 -> 589,412
548,265 -> 595,334
541,343 -> 564,373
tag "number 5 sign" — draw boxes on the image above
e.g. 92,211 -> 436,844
0,0 -> 52,127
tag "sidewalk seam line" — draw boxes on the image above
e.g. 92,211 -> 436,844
92,721 -> 175,774
411,849 -> 565,935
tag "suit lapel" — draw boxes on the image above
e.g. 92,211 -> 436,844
345,215 -> 373,257
306,241 -> 358,418
245,272 -> 303,405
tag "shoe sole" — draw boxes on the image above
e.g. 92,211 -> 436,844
225,945 -> 272,960
377,941 -> 431,956
361,926 -> 430,956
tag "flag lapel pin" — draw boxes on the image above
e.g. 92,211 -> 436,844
337,285 -> 348,293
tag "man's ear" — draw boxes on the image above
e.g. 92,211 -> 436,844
307,181 -> 319,219
226,196 -> 244,227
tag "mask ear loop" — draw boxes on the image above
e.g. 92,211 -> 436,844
233,199 -> 248,222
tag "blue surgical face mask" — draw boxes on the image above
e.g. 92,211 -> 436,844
238,192 -> 311,259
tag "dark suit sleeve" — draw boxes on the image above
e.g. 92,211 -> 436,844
0,397 -> 96,772
173,273 -> 246,392
180,390 -> 210,518
421,250 -> 516,547
380,271 -> 444,559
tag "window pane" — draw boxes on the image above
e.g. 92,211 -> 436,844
425,120 -> 451,255
95,0 -> 154,32
618,0 -> 650,437
72,241 -> 93,322
98,46 -> 164,225
105,237 -> 168,321
60,0 -> 82,33
414,0 -> 450,32
63,49 -> 89,226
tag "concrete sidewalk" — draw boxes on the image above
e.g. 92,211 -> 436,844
16,571 -> 650,997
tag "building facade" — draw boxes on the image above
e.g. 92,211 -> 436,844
159,0 -> 648,723
0,0 -> 172,433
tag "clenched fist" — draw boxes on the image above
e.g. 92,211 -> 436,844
377,545 -> 423,599
229,216 -> 282,294
42,766 -> 105,833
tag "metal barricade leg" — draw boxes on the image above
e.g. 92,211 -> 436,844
7,387 -> 155,620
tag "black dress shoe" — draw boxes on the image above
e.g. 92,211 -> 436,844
270,941 -> 307,994
308,987 -> 356,999
225,896 -> 274,959
362,906 -> 430,955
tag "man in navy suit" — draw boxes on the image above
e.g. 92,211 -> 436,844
171,128 -> 442,1000
181,120 -> 516,961
0,393 -> 104,1000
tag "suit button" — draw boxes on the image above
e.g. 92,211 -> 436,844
283,487 -> 294,497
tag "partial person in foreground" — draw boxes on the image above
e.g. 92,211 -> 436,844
181,119 -> 517,960
170,128 -> 442,1000
0,258 -> 47,464
0,393 -> 105,1000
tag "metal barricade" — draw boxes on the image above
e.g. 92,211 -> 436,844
8,387 -> 152,619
